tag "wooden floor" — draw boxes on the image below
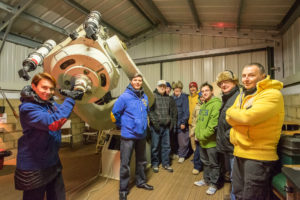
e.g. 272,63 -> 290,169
69,158 -> 230,200
0,144 -> 230,200
0,144 -> 101,200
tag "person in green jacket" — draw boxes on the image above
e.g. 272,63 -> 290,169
194,82 -> 222,195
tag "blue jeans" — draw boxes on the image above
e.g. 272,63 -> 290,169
151,126 -> 171,167
193,141 -> 203,170
226,154 -> 235,200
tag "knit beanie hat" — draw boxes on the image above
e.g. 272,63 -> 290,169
166,82 -> 171,88
189,82 -> 198,89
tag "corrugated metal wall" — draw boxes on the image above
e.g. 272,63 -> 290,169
110,64 -> 160,97
111,33 -> 268,96
0,42 -> 36,90
283,17 -> 300,79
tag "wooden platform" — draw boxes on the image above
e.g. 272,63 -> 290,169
69,158 -> 230,200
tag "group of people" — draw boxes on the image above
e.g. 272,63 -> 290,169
111,62 -> 284,200
14,62 -> 284,200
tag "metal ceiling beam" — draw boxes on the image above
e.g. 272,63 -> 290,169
0,0 -> 33,32
0,1 -> 68,35
187,0 -> 201,28
0,31 -> 42,48
129,24 -> 158,39
63,0 -> 130,40
128,0 -> 155,26
278,0 -> 300,34
0,20 -> 14,54
126,27 -> 161,47
133,42 -> 274,65
142,0 -> 168,26
163,26 -> 281,41
236,0 -> 244,31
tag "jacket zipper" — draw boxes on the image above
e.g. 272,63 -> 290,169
240,93 -> 254,139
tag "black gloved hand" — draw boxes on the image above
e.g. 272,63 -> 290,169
59,89 -> 84,100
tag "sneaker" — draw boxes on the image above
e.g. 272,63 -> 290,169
152,166 -> 159,173
192,169 -> 199,175
194,179 -> 206,187
171,154 -> 179,160
178,157 -> 185,163
206,186 -> 217,195
163,165 -> 174,173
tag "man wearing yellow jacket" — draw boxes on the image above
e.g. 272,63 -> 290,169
226,63 -> 284,200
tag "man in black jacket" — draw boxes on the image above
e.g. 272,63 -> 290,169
216,70 -> 240,200
149,80 -> 174,173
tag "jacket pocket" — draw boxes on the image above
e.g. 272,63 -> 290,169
134,118 -> 145,135
124,118 -> 134,132
235,126 -> 253,147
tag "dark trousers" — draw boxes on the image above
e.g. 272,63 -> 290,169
232,156 -> 276,200
177,127 -> 190,158
23,172 -> 65,200
151,126 -> 171,167
199,147 -> 220,187
193,141 -> 203,170
170,128 -> 178,155
219,152 -> 234,179
120,138 -> 147,193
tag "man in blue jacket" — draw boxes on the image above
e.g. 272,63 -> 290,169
15,72 -> 83,200
111,73 -> 154,200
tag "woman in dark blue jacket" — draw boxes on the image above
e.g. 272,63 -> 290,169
15,72 -> 83,200
172,81 -> 189,163
111,73 -> 153,200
